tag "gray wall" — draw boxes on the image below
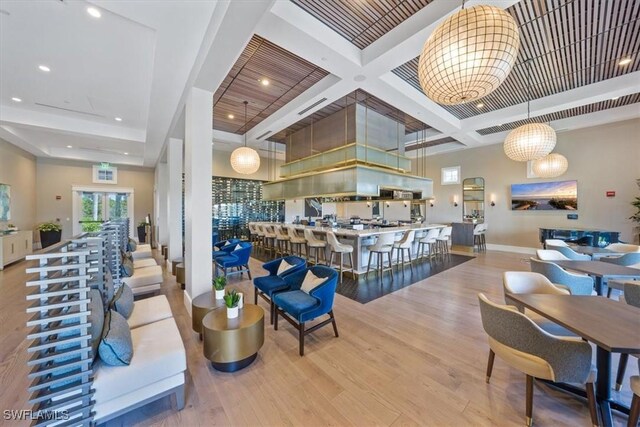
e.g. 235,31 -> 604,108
0,138 -> 37,232
418,118 -> 640,248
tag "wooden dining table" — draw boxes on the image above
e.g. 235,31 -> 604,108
508,294 -> 640,427
553,260 -> 640,295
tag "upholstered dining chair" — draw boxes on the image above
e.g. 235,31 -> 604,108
604,243 -> 640,253
212,239 -> 241,259
614,281 -> 640,392
545,239 -> 569,248
478,293 -> 598,427
529,258 -> 594,295
547,244 -> 591,260
253,256 -> 306,324
600,252 -> 640,267
272,266 -> 339,356
535,249 -> 570,261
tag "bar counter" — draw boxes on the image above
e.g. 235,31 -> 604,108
250,222 -> 447,275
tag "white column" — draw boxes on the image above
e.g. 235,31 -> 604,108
167,137 -> 184,269
157,162 -> 169,246
184,87 -> 213,313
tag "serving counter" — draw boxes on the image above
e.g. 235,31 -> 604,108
251,222 -> 447,276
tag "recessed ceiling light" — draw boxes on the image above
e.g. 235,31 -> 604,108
618,57 -> 632,66
38,65 -> 51,72
260,79 -> 270,86
87,7 -> 101,18
114,117 -> 122,121
124,152 -> 129,155
612,96 -> 620,100
476,102 -> 484,108
227,114 -> 234,119
66,145 -> 73,148
11,97 -> 22,102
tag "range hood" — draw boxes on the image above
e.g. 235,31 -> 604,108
263,103 -> 433,200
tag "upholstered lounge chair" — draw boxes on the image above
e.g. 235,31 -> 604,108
214,242 -> 252,279
253,256 -> 307,324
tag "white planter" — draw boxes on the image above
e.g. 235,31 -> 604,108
227,306 -> 239,319
214,289 -> 225,300
237,292 -> 244,309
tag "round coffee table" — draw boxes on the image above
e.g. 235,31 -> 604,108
191,291 -> 225,339
202,304 -> 264,372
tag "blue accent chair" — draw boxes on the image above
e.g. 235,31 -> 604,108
253,256 -> 307,324
272,266 -> 339,356
214,242 -> 252,279
530,257 -> 594,295
212,239 -> 241,259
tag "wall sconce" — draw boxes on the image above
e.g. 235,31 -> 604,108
430,199 -> 435,207
490,193 -> 496,207
403,201 -> 408,207
452,195 -> 458,207
366,202 -> 371,208
385,202 -> 390,208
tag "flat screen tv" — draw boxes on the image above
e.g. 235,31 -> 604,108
511,180 -> 577,211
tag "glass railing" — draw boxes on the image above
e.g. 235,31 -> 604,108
279,143 -> 411,177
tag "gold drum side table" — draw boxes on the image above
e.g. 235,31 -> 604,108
176,263 -> 185,290
202,304 -> 265,372
191,291 -> 225,339
171,257 -> 184,276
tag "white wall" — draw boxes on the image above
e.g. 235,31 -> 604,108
419,119 -> 640,247
0,138 -> 37,233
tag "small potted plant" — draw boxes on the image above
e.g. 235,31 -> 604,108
6,223 -> 17,231
212,276 -> 226,300
38,221 -> 62,249
224,289 -> 240,319
137,221 -> 149,243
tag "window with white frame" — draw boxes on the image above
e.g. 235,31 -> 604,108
441,166 -> 460,185
92,165 -> 118,184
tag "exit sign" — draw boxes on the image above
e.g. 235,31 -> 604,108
100,162 -> 111,170
606,191 -> 615,197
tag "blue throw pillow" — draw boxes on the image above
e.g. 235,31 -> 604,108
120,258 -> 134,277
99,310 -> 133,366
128,238 -> 137,252
110,284 -> 134,319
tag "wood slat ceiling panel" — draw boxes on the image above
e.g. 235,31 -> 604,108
476,92 -> 640,135
269,89 -> 431,142
212,35 -> 329,134
291,0 -> 435,49
391,0 -> 640,120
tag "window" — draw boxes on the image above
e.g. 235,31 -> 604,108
92,165 -> 118,184
441,166 -> 460,185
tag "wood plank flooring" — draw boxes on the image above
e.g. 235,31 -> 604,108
0,250 -> 635,426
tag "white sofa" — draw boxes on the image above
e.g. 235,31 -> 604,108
132,244 -> 153,260
122,265 -> 163,295
133,258 -> 158,269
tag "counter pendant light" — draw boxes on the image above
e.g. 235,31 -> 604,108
504,60 -> 556,162
230,100 -> 261,175
418,0 -> 520,105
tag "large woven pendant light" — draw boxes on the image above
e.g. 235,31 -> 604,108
418,3 -> 520,105
532,153 -> 568,178
230,101 -> 260,175
504,60 -> 556,161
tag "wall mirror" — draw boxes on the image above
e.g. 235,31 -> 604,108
463,177 -> 484,222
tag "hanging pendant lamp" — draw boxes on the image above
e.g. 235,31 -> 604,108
230,101 -> 261,175
418,3 -> 520,105
504,60 -> 556,161
532,153 -> 568,178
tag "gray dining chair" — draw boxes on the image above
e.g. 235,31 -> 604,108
529,258 -> 595,296
544,239 -> 569,248
535,249 -> 570,261
604,243 -> 640,253
547,244 -> 591,260
478,293 -> 598,427
600,252 -> 640,267
614,281 -> 640,392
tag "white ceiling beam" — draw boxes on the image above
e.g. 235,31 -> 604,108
0,125 -> 49,157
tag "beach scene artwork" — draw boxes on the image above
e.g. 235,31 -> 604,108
511,180 -> 577,211
0,183 -> 10,221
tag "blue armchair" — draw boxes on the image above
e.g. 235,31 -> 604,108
212,239 -> 242,259
530,257 -> 594,295
253,256 -> 307,324
214,242 -> 252,279
272,266 -> 339,356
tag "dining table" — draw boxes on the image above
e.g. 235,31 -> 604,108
508,294 -> 640,427
553,260 -> 640,295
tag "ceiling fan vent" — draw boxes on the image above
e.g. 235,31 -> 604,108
298,98 -> 327,115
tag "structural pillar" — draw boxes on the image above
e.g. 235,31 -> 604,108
156,162 -> 169,248
184,87 -> 213,314
167,137 -> 184,271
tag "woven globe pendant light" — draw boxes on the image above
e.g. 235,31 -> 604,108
418,4 -> 520,105
532,152 -> 568,178
504,123 -> 556,162
230,101 -> 260,175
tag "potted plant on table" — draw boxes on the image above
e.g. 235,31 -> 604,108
224,289 -> 240,319
212,276 -> 226,300
137,221 -> 149,243
38,221 -> 62,249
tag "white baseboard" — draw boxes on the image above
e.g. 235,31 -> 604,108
486,243 -> 537,255
183,292 -> 192,318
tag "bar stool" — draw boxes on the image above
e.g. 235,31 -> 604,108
274,225 -> 290,257
417,228 -> 440,259
436,226 -> 452,255
474,223 -> 487,252
287,226 -> 307,258
327,231 -> 354,284
263,225 -> 277,257
366,232 -> 395,278
392,230 -> 415,273
248,223 -> 259,246
255,224 -> 266,252
304,229 -> 327,265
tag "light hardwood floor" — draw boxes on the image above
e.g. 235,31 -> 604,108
0,250 -> 635,426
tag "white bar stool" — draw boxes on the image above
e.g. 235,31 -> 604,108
392,230 -> 415,273
304,229 -> 326,265
263,225 -> 276,257
327,231 -> 354,284
436,226 -> 452,255
274,225 -> 290,257
417,228 -> 440,259
366,232 -> 395,278
287,226 -> 307,258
